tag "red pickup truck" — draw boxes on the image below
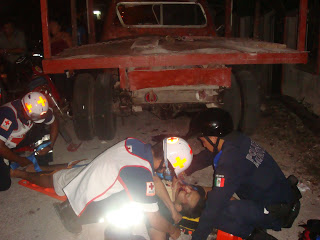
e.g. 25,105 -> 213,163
40,0 -> 308,140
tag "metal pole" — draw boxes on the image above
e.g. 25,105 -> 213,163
86,0 -> 96,43
253,0 -> 261,40
297,0 -> 308,51
40,0 -> 51,58
71,0 -> 78,46
225,0 -> 232,37
317,25 -> 320,74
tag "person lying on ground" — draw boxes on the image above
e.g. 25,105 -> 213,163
149,177 -> 207,239
11,137 -> 194,240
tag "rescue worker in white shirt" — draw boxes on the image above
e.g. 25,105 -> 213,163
11,160 -> 207,239
0,92 -> 58,191
11,137 -> 193,239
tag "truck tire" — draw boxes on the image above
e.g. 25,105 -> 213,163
73,73 -> 95,140
94,73 -> 116,140
223,71 -> 260,135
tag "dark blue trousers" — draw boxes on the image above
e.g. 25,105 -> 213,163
0,157 -> 11,191
213,200 -> 282,238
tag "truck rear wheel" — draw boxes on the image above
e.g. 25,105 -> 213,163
73,73 -> 95,140
93,73 -> 116,140
223,71 -> 260,135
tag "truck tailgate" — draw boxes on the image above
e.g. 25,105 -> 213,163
42,36 -> 308,73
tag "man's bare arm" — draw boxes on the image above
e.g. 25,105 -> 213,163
0,140 -> 30,166
153,174 -> 182,223
145,211 -> 181,240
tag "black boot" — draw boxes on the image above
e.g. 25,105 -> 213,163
53,200 -> 82,234
246,228 -> 278,240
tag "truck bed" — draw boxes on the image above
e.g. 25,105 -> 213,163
42,36 -> 308,73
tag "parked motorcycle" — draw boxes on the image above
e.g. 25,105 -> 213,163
26,67 -> 81,152
13,42 -> 81,152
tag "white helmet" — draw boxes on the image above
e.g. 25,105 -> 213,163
163,137 -> 193,176
22,92 -> 49,122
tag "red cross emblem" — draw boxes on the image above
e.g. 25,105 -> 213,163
146,182 -> 155,196
1,118 -> 12,131
167,137 -> 179,144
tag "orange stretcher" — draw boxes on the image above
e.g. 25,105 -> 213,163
18,179 -> 67,201
217,230 -> 243,240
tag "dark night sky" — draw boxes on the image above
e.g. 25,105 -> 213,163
0,0 -> 301,47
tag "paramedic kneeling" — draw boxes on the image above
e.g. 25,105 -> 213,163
0,92 -> 58,191
12,137 -> 193,239
186,108 -> 301,240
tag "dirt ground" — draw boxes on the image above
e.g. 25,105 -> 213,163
0,98 -> 319,240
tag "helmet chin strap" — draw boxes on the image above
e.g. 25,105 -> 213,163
204,136 -> 220,155
155,158 -> 165,172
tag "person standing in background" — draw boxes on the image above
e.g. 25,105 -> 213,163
49,20 -> 72,56
0,20 -> 27,91
49,20 -> 73,102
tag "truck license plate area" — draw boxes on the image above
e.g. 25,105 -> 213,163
132,86 -> 220,104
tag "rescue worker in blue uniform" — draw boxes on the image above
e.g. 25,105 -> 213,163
0,92 -> 58,191
185,108 -> 301,240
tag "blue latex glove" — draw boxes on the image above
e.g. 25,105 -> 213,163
26,154 -> 42,172
10,162 -> 21,171
156,171 -> 173,181
10,154 -> 42,172
10,142 -> 51,172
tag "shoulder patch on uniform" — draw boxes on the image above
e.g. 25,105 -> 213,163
146,182 -> 155,196
1,118 -> 12,131
214,174 -> 225,187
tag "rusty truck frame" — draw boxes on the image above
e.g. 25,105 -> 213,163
39,0 -> 308,140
